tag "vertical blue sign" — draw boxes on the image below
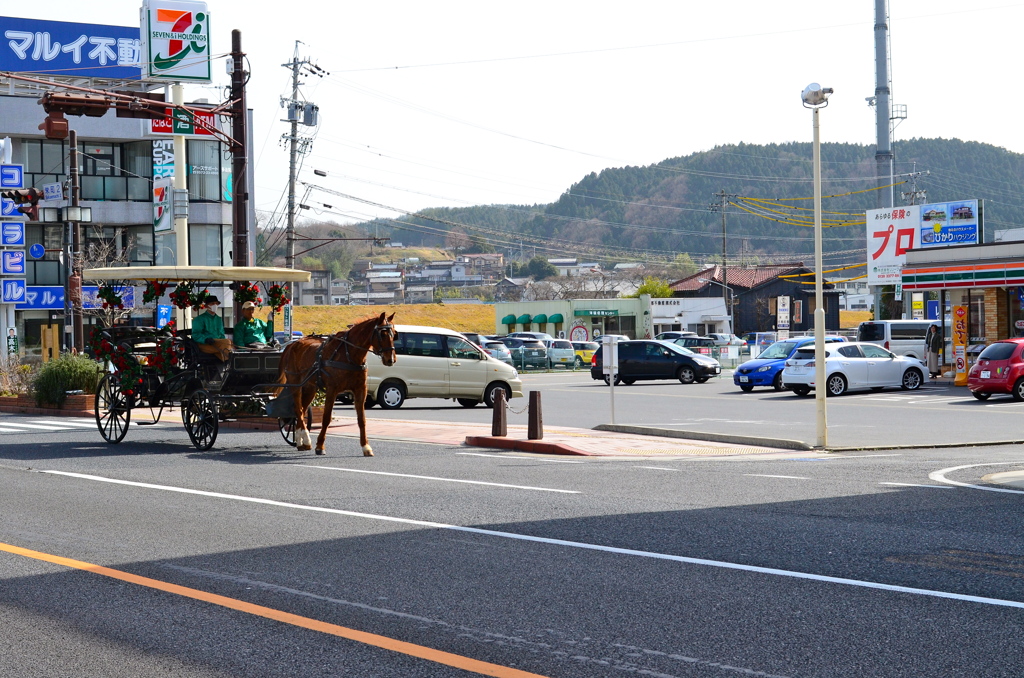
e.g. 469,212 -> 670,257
1,222 -> 25,246
0,164 -> 24,189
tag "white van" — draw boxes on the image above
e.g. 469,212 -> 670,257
856,320 -> 936,360
366,325 -> 524,409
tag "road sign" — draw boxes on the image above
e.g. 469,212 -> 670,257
42,182 -> 62,201
1,250 -> 25,275
0,164 -> 23,189
1,279 -> 26,303
1,222 -> 25,246
28,243 -> 44,259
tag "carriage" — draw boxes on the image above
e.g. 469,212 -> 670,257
84,265 -> 314,451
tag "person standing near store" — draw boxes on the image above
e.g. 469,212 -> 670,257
234,301 -> 275,347
192,296 -> 233,361
926,324 -> 942,378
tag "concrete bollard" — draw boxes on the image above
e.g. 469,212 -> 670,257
528,390 -> 543,440
491,387 -> 507,437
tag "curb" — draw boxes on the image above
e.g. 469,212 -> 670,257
464,436 -> 594,456
593,424 -> 813,451
0,404 -> 94,418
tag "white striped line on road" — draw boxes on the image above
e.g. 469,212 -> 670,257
744,474 -> 809,480
634,466 -> 679,471
930,462 -> 1024,494
36,470 -> 1024,611
0,422 -> 79,431
297,465 -> 580,494
879,482 -> 954,490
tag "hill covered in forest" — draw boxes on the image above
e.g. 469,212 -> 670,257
346,138 -> 1024,269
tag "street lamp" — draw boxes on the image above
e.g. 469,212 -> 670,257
698,278 -> 735,334
802,83 -> 833,449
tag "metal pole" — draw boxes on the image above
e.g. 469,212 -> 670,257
285,44 -> 299,272
813,106 -> 827,449
230,30 -> 248,322
69,128 -> 83,353
721,189 -> 728,332
172,83 -> 191,330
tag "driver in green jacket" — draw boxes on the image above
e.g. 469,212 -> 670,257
234,301 -> 275,347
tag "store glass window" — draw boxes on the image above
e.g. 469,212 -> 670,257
1009,288 -> 1024,338
187,140 -> 221,201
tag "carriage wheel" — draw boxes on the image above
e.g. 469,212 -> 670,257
183,389 -> 219,450
95,374 -> 132,444
279,417 -> 298,447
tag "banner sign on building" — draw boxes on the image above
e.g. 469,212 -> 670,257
140,0 -> 212,82
0,17 -> 141,79
150,107 -> 216,136
866,200 -> 982,286
15,285 -> 135,310
152,139 -> 174,178
153,177 -> 173,232
1,222 -> 25,247
1,250 -> 25,275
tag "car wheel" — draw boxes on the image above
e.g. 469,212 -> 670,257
826,373 -> 847,397
740,384 -> 754,392
457,398 -> 479,408
483,382 -> 512,408
695,377 -> 709,383
792,385 -> 811,397
622,378 -> 636,385
574,356 -> 584,368
772,372 -> 784,391
677,366 -> 695,384
602,374 -> 622,386
377,380 -> 406,409
901,368 -> 923,391
972,391 -> 991,401
1013,379 -> 1024,402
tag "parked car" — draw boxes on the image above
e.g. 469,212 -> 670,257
733,336 -> 847,392
597,334 -> 631,343
508,331 -> 554,342
654,331 -> 697,341
709,333 -> 745,346
542,338 -> 576,368
968,338 -> 1024,400
498,337 -> 548,369
669,336 -> 718,355
481,340 -> 515,367
364,325 -> 523,409
856,320 -> 936,360
461,332 -> 485,347
273,330 -> 304,345
571,341 -> 600,368
781,341 -> 927,396
590,340 -> 721,385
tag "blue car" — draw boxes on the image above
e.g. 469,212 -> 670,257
734,336 -> 846,392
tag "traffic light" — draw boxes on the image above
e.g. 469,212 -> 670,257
39,92 -> 110,117
1,188 -> 43,221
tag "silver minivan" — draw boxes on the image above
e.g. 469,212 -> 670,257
366,325 -> 524,409
857,320 -> 936,360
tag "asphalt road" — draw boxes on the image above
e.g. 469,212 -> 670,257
352,369 -> 1024,449
1,416 -> 1024,676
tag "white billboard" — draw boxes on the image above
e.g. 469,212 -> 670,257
140,0 -> 211,82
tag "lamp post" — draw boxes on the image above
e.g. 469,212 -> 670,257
802,83 -> 833,449
698,278 -> 735,334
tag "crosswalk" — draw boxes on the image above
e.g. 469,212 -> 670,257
0,418 -> 162,434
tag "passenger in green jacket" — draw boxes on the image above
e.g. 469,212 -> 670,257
234,301 -> 275,347
192,295 -> 233,361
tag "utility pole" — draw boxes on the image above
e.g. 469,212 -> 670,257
900,166 -> 928,206
69,128 -> 82,353
710,190 -> 737,333
230,30 -> 248,269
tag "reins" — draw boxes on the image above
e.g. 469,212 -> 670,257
283,322 -> 396,386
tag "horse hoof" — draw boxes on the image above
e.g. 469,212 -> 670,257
315,448 -> 326,456
297,444 -> 312,452
362,444 -> 374,457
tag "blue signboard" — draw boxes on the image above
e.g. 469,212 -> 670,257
1,197 -> 18,218
1,222 -> 25,246
28,243 -> 45,259
0,17 -> 141,79
15,285 -> 135,310
1,279 -> 26,303
0,165 -> 23,189
1,250 -> 25,275
919,199 -> 981,248
156,304 -> 172,328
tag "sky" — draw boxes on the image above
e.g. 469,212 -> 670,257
14,1 -> 1024,232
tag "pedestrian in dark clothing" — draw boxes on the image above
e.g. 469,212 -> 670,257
926,324 -> 942,378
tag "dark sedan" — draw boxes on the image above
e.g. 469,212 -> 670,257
497,336 -> 548,369
590,340 -> 721,385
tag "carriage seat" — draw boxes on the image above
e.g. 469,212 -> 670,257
175,328 -> 222,368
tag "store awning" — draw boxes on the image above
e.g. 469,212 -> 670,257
548,313 -> 564,324
532,313 -> 548,324
500,314 -> 516,325
516,314 -> 532,325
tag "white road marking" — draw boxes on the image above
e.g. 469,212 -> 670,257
634,466 -> 679,471
744,474 -> 809,480
36,470 -> 1024,611
297,465 -> 580,494
930,462 -> 1024,494
827,454 -> 903,459
879,482 -> 954,490
456,452 -> 528,459
0,423 -> 78,431
30,419 -> 98,428
0,427 -> 31,433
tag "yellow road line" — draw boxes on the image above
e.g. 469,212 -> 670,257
0,541 -> 548,678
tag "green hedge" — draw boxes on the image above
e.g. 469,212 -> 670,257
32,353 -> 102,407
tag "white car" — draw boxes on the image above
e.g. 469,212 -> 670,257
709,333 -> 744,346
781,341 -> 927,397
481,340 -> 515,366
542,338 -> 576,368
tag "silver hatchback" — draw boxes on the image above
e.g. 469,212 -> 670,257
544,339 -> 576,368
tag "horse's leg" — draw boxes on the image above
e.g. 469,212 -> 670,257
315,385 -> 337,455
352,381 -> 372,456
294,382 -> 312,451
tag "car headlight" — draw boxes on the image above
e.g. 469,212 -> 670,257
756,365 -> 771,372
512,369 -> 518,378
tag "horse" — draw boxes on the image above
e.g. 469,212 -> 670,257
277,312 -> 397,456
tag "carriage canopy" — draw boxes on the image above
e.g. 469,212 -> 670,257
82,265 -> 312,283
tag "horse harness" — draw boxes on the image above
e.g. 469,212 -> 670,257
286,323 -> 396,387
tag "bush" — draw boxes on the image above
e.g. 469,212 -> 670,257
31,353 -> 102,407
0,357 -> 35,396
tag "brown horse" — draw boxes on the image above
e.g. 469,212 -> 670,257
277,312 -> 397,456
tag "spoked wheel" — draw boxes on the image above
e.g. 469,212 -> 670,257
279,417 -> 298,446
183,389 -> 218,450
95,374 -> 132,444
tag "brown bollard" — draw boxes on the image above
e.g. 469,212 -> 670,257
527,390 -> 543,440
491,386 -> 507,437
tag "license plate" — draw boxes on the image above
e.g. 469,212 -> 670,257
714,367 -> 721,374
790,367 -> 806,374
739,376 -> 749,382
981,370 -> 991,379
559,357 -> 568,362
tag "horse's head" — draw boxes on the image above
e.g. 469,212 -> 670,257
372,312 -> 398,367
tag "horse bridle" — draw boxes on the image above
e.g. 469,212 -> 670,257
320,322 -> 396,373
